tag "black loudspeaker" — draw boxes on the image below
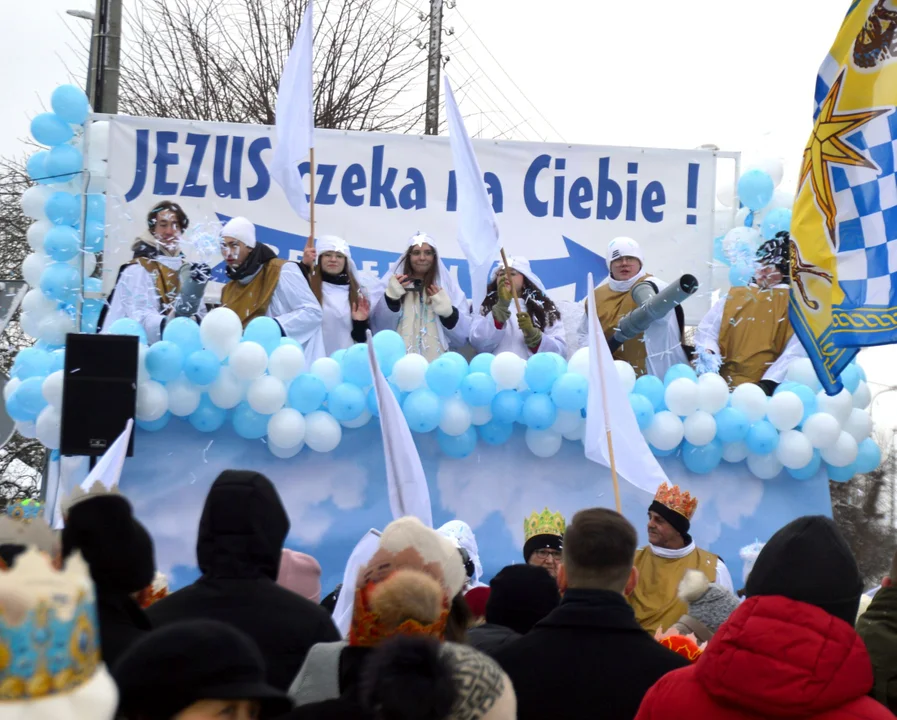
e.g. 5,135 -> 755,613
60,333 -> 139,457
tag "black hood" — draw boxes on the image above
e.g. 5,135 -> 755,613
196,471 -> 289,580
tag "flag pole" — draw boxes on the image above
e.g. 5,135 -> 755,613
589,281 -> 621,512
499,247 -> 522,314
306,147 -> 316,274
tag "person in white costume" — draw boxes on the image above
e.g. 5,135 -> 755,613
299,236 -> 383,358
438,519 -> 488,591
372,232 -> 470,361
470,257 -> 566,359
100,201 -> 208,343
577,236 -> 687,377
218,217 -> 323,350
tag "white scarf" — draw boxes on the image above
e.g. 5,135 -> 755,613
607,268 -> 648,293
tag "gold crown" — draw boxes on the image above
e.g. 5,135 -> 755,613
0,516 -> 57,559
60,481 -> 121,517
653,482 -> 698,520
524,508 -> 565,543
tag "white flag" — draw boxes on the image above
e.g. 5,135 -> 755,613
443,75 -> 501,312
81,418 -> 133,491
331,528 -> 381,638
271,2 -> 314,222
367,332 -> 433,527
584,274 -> 668,494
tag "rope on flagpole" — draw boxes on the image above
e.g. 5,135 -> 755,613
499,247 -> 522,315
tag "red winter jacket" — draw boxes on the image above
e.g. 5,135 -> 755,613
636,595 -> 895,720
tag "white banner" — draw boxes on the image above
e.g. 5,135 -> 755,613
102,115 -> 721,322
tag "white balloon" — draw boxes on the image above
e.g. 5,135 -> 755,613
26,220 -> 52,252
525,428 -> 563,458
683,410 -> 717,446
775,430 -> 814,469
3,378 -> 21,402
137,344 -> 149,385
717,180 -> 738,208
22,253 -> 50,287
802,412 -> 842,449
723,226 -> 762,261
35,406 -> 61,450
439,396 -> 472,436
785,358 -> 822,392
562,422 -> 586,442
68,252 -> 97,278
310,357 -> 343,392
15,421 -> 37,439
18,312 -> 40,340
166,378 -> 201,417
722,441 -> 749,463
747,158 -> 785,188
21,288 -> 56,318
37,310 -> 75,346
747,452 -> 783,480
268,344 -> 306,382
268,441 -> 304,459
767,188 -> 794,211
821,431 -> 859,468
552,409 -> 583,435
766,391 -> 803,431
644,411 -> 685,451
208,366 -> 245,409
136,381 -> 168,422
267,408 -> 306,448
733,206 -> 752,229
730,383 -> 768,422
614,361 -> 636,394
816,388 -> 853,426
852,380 -> 872,409
843,408 -> 873,443
341,410 -> 372,428
567,347 -> 589,378
229,342 -> 268,381
696,373 -> 729,414
391,353 -> 428,392
247,375 -> 286,415
41,370 -> 64,407
200,307 -> 244,360
491,352 -> 525,391
470,405 -> 493,426
305,411 -> 342,452
21,186 -> 52,220
664,378 -> 699,417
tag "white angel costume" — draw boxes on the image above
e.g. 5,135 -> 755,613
437,519 -> 487,591
469,256 -> 566,359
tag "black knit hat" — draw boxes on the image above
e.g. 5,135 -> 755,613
648,500 -> 691,542
113,619 -> 292,719
486,564 -> 560,635
745,515 -> 863,626
756,231 -> 791,280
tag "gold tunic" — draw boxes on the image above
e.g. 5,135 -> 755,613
221,259 -> 287,327
718,286 -> 793,387
629,545 -> 718,633
588,275 -> 655,375
127,257 -> 180,311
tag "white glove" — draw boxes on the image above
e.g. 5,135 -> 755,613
429,288 -> 454,318
386,275 -> 407,301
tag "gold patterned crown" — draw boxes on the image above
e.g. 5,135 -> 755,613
6,499 -> 44,523
653,482 -> 698,520
0,547 -> 101,700
0,516 -> 57,559
524,508 -> 566,543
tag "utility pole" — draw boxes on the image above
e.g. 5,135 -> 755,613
85,0 -> 122,113
424,0 -> 444,135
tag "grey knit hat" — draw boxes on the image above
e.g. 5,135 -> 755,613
678,570 -> 740,633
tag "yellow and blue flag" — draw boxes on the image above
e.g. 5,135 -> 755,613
790,0 -> 897,394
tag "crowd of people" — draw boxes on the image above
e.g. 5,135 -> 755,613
98,202 -> 803,391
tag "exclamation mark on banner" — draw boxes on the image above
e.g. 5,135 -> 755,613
686,163 -> 699,225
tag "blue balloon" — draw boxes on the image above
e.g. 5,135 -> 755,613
184,350 -> 220,386
340,343 -> 372,387
49,349 -> 66,373
745,420 -> 779,455
525,353 -> 561,394
189,397 -> 228,433
44,226 -> 80,262
478,419 -> 514,446
15,377 -> 48,416
40,262 -> 80,303
839,364 -> 861,394
331,349 -> 347,364
629,393 -> 655,430
80,220 -> 102,253
328,383 -> 366,422
26,150 -> 51,185
827,462 -> 857,483
761,208 -> 792,240
459,372 -> 497,407
137,412 -> 171,432
231,402 -> 270,439
86,194 -> 106,225
650,444 -> 678,457
491,389 -> 523,424
790,385 -> 817,423
773,381 -> 799,395
664,363 -> 698,387
4,394 -> 34,423
712,235 -> 729,266
163,317 -> 202,355
12,347 -> 53,380
280,337 -> 301,348
442,352 -> 470,376
372,330 -> 406,376
438,427 -> 477,458
145,341 -> 185,382
787,451 -> 822,480
44,192 -> 80,226
242,316 -> 282,355
469,353 -> 495,376
550,373 -> 588,412
855,362 -> 867,382
856,437 -> 882,474
521,393 -> 557,430
715,407 -> 750,443
288,374 -> 327,413
45,144 -> 83,184
634,374 -> 665,410
426,356 -> 466,397
30,113 -> 73,147
737,169 -> 775,211
403,389 -> 442,433
107,318 -> 148,345
682,439 -> 723,474
366,382 -> 406,418
51,85 -> 90,125
729,262 -> 753,288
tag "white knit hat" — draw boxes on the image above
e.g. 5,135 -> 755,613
221,216 -> 257,248
316,235 -> 351,261
607,236 -> 643,265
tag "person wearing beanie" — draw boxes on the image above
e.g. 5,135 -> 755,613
113,619 -> 292,720
278,549 -> 323,604
629,482 -> 734,633
694,230 -> 806,394
147,471 -> 340,690
577,236 -> 688,377
522,507 -> 565,578
468,564 -> 560,658
635,515 -> 893,720
854,549 -> 897,713
219,216 -> 324,346
669,569 -> 740,643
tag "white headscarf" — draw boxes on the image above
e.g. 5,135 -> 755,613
488,256 -> 547,294
437,519 -> 485,587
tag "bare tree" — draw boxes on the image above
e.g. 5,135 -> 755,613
118,0 -> 429,131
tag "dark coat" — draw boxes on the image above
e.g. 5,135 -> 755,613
147,471 -> 340,690
96,593 -> 153,669
857,586 -> 897,714
467,623 -> 521,658
493,589 -> 688,720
